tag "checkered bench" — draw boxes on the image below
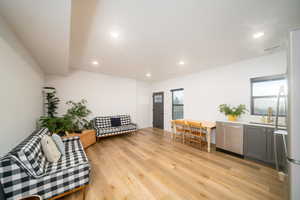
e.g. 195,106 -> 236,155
93,115 -> 137,138
0,128 -> 90,200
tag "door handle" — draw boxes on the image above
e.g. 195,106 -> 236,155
228,126 -> 242,129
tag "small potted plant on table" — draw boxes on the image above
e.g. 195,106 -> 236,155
219,104 -> 247,121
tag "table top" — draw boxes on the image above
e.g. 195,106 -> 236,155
171,119 -> 216,129
65,129 -> 96,137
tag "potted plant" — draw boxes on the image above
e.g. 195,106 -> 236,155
219,104 -> 247,121
65,99 -> 92,133
39,116 -> 73,136
43,87 -> 60,117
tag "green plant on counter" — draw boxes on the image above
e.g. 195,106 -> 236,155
39,116 -> 73,136
65,99 -> 92,133
219,104 -> 248,117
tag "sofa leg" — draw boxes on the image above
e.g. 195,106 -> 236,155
83,186 -> 86,200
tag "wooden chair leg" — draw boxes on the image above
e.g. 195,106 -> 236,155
199,136 -> 202,150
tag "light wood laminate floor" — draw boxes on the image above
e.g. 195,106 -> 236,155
62,128 -> 283,200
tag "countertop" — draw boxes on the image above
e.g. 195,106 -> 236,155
217,120 -> 287,130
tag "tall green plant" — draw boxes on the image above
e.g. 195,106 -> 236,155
219,104 -> 247,117
44,87 -> 60,117
66,99 -> 92,132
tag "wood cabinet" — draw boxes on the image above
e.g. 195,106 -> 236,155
244,125 -> 268,161
266,129 -> 285,169
217,122 -> 286,169
244,125 -> 285,169
216,122 -> 244,155
65,130 -> 96,149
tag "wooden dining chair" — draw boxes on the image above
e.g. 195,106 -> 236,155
186,121 -> 207,149
171,120 -> 188,143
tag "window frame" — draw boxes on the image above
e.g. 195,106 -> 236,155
250,74 -> 287,116
171,88 -> 184,120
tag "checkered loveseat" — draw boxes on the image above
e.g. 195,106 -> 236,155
0,128 -> 90,200
93,115 -> 137,138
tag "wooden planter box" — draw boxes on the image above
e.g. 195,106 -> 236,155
65,130 -> 96,149
19,195 -> 42,200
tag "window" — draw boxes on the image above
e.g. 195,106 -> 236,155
251,74 -> 287,116
171,88 -> 184,120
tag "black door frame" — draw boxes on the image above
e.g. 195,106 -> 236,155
152,92 -> 164,129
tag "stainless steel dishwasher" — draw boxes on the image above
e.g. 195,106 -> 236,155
216,121 -> 244,155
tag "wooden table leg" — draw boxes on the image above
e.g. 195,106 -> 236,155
207,128 -> 211,152
171,123 -> 175,141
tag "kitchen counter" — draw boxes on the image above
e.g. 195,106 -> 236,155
216,121 -> 286,169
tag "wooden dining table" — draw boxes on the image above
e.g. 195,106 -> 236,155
172,119 -> 216,152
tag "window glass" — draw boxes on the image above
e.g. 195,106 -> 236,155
154,95 -> 163,103
172,89 -> 184,120
173,90 -> 184,104
251,75 -> 287,116
253,97 -> 287,116
253,79 -> 287,96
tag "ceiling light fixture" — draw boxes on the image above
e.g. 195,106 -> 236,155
146,73 -> 151,77
178,60 -> 185,65
253,32 -> 264,39
110,31 -> 120,39
92,61 -> 99,65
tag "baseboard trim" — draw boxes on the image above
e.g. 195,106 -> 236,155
216,148 -> 244,159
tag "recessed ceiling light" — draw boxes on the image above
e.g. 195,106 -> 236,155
146,73 -> 151,77
110,31 -> 119,39
253,32 -> 264,39
178,60 -> 185,65
92,61 -> 99,65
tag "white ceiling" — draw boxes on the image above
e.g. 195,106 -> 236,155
1,0 -> 300,81
70,0 -> 300,81
0,0 -> 71,75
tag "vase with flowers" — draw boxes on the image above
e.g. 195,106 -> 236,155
219,104 -> 247,121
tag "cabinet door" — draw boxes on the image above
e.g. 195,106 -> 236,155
267,128 -> 285,169
216,122 -> 225,149
224,125 -> 243,154
266,128 -> 276,164
277,134 -> 286,169
244,126 -> 268,161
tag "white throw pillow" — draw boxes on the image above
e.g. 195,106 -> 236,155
41,135 -> 61,162
52,134 -> 65,155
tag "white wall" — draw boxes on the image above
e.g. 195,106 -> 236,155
0,16 -> 44,157
136,81 -> 152,128
151,52 -> 287,141
45,70 -> 152,128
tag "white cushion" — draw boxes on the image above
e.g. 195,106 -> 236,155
52,134 -> 65,155
41,135 -> 61,162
